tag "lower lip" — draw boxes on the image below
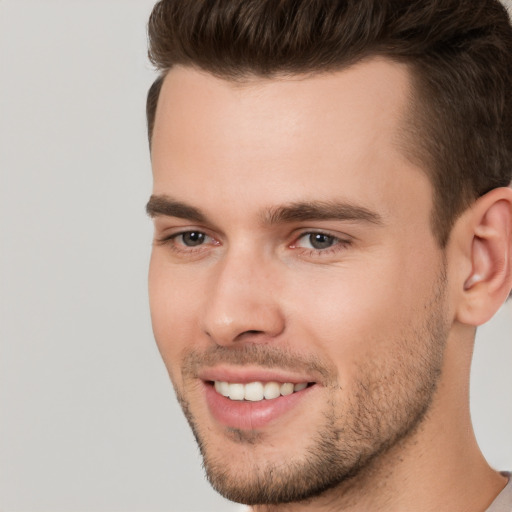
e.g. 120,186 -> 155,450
203,382 -> 315,430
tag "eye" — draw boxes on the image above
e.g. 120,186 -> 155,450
178,231 -> 208,247
156,229 -> 215,250
155,228 -> 219,258
295,232 -> 339,250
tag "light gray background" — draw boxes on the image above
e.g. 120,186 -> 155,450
0,1 -> 511,511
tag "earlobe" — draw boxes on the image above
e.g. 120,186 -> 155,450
455,188 -> 512,326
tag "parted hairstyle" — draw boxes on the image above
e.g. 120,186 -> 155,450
146,0 -> 512,247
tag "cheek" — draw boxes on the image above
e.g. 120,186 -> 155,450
283,251 -> 439,381
148,253 -> 203,379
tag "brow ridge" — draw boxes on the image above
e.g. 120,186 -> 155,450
146,195 -> 383,226
146,195 -> 206,222
263,200 -> 383,225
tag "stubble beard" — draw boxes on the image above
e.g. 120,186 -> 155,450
173,269 -> 449,506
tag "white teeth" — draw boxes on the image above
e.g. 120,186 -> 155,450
280,382 -> 294,396
228,383 -> 245,401
244,382 -> 264,401
214,380 -> 230,397
213,380 -> 309,401
264,381 -> 281,400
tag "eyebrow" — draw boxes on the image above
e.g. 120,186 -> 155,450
264,200 -> 383,226
146,195 -> 383,226
146,195 -> 206,222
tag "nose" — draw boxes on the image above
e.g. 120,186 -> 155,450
201,250 -> 286,346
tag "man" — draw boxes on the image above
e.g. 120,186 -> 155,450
145,0 -> 512,510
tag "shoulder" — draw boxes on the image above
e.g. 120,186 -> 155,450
486,473 -> 512,512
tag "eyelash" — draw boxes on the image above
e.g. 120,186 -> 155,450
156,230 -> 352,257
290,232 -> 352,256
156,231 -> 218,254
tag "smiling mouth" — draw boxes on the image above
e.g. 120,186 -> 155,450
211,380 -> 314,402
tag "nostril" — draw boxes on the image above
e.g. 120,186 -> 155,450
234,330 -> 265,342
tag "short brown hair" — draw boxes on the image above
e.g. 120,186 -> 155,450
146,0 -> 512,247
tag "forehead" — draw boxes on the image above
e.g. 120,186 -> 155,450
150,59 -> 431,227
152,59 -> 412,160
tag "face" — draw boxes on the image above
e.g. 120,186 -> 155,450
148,60 -> 450,506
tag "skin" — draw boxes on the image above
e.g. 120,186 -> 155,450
148,59 -> 510,511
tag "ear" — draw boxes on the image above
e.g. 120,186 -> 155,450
453,187 -> 512,326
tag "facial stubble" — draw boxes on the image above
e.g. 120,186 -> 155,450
172,268 -> 449,506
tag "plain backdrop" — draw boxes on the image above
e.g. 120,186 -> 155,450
0,1 -> 511,511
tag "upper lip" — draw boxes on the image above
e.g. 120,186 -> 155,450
198,366 -> 318,385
